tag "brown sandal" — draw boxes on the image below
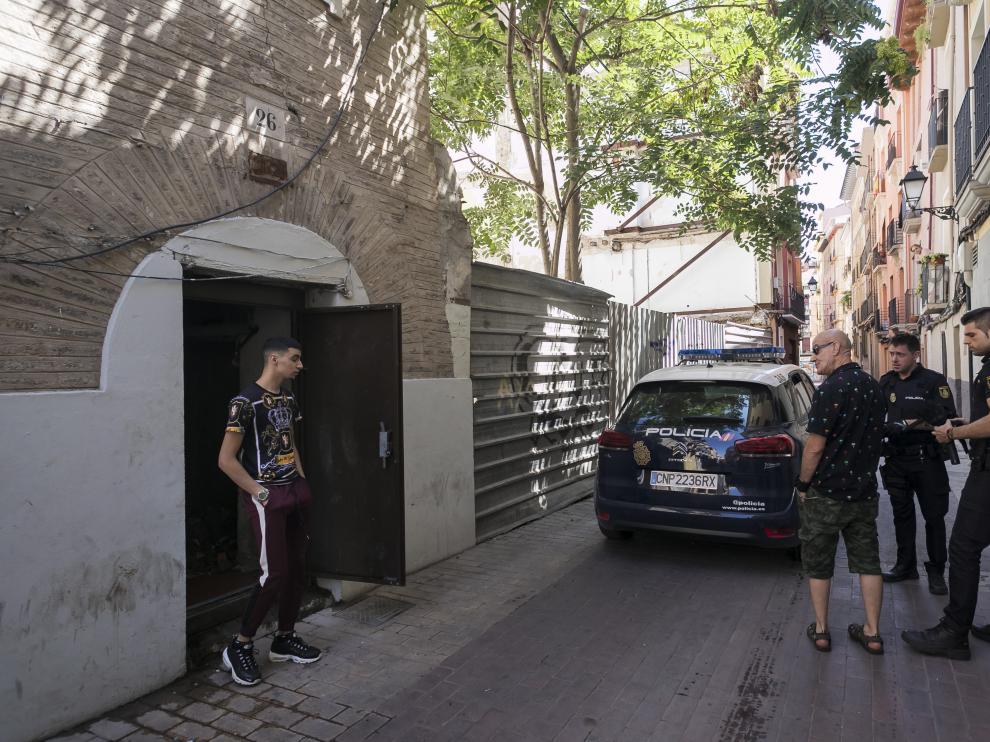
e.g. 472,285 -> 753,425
848,623 -> 884,655
807,622 -> 831,652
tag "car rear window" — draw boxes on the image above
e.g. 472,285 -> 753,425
617,381 -> 778,430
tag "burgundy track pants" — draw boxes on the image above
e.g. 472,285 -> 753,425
239,477 -> 312,638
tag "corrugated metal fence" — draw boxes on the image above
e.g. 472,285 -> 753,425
471,263 -> 611,541
608,304 -> 726,419
470,263 -> 726,542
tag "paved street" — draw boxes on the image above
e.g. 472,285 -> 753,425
52,466 -> 990,742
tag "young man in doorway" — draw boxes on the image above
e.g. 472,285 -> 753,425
218,336 -> 322,686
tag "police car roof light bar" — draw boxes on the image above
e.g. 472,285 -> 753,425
677,347 -> 786,364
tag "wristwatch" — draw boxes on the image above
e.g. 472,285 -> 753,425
794,477 -> 812,493
254,487 -> 270,504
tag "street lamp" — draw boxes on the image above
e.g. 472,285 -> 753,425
899,165 -> 958,221
806,276 -> 818,295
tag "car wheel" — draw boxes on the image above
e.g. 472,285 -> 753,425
786,545 -> 802,562
599,524 -> 633,540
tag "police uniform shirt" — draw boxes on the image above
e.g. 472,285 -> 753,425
971,356 -> 990,466
225,383 -> 303,484
879,364 -> 957,446
973,356 -> 990,422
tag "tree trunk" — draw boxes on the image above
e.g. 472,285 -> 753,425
563,80 -> 582,282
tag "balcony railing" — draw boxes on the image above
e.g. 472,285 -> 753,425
870,246 -> 887,271
921,263 -> 950,309
956,88 -> 973,195
886,139 -> 899,171
888,296 -> 900,327
976,34 -> 990,159
875,307 -> 889,332
785,288 -> 805,322
904,289 -> 920,323
930,89 -> 949,153
885,221 -> 903,252
856,295 -> 877,326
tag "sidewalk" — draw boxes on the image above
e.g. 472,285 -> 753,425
52,465 -> 990,741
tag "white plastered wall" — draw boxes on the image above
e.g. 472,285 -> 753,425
582,231 -> 758,312
2,217 -> 475,741
1,252 -> 186,742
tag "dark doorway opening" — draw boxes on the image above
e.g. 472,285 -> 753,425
182,284 -> 300,633
181,278 -> 406,637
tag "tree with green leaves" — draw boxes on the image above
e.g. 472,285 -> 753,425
429,0 -> 914,280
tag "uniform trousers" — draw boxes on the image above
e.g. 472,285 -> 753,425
944,469 -> 990,632
881,454 -> 950,569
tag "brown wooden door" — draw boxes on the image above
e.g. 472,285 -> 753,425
297,304 -> 405,585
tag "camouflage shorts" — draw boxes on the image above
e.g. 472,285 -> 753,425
798,490 -> 881,579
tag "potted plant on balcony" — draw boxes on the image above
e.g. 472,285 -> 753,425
920,252 -> 947,266
840,290 -> 852,310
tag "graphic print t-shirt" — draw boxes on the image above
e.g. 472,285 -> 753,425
225,383 -> 302,484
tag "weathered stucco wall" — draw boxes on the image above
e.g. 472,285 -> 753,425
1,253 -> 187,742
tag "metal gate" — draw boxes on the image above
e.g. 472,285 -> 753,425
608,303 -> 726,418
471,263 -> 611,541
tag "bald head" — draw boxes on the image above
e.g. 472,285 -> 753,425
815,329 -> 851,352
811,329 -> 852,376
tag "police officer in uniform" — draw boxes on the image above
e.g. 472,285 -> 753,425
902,307 -> 990,660
878,332 -> 957,594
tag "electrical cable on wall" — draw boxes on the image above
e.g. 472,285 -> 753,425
0,0 -> 390,277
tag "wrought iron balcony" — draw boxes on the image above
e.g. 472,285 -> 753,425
904,289 -> 920,323
885,221 -> 903,254
956,88 -> 973,195
870,246 -> 887,271
920,262 -> 950,311
886,139 -> 899,172
977,34 -> 990,160
874,307 -> 889,333
888,296 -> 900,327
929,90 -> 949,172
856,295 -> 877,326
778,287 -> 805,323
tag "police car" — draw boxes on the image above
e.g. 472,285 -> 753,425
595,347 -> 815,548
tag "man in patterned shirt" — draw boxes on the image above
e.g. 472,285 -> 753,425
795,330 -> 887,655
217,337 -> 322,685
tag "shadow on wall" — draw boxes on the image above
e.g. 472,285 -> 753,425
1,0 -> 447,389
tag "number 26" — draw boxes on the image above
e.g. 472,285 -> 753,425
255,108 -> 277,131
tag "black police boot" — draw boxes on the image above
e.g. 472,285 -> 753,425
901,619 -> 971,661
924,562 -> 948,595
882,563 -> 920,582
972,624 -> 990,643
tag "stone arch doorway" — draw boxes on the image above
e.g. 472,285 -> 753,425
166,217 -> 403,632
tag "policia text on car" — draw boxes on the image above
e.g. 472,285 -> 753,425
901,307 -> 990,661
878,333 -> 958,595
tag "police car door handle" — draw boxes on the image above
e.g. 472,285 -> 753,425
379,421 -> 391,469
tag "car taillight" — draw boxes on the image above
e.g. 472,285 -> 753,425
597,429 -> 634,450
763,526 -> 796,539
734,434 -> 795,457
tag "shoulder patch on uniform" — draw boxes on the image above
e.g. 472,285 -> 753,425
939,386 -> 950,399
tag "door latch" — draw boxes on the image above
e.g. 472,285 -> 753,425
379,421 -> 391,468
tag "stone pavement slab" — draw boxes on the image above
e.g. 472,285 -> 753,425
51,465 -> 990,741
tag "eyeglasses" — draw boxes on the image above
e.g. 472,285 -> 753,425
812,341 -> 836,355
